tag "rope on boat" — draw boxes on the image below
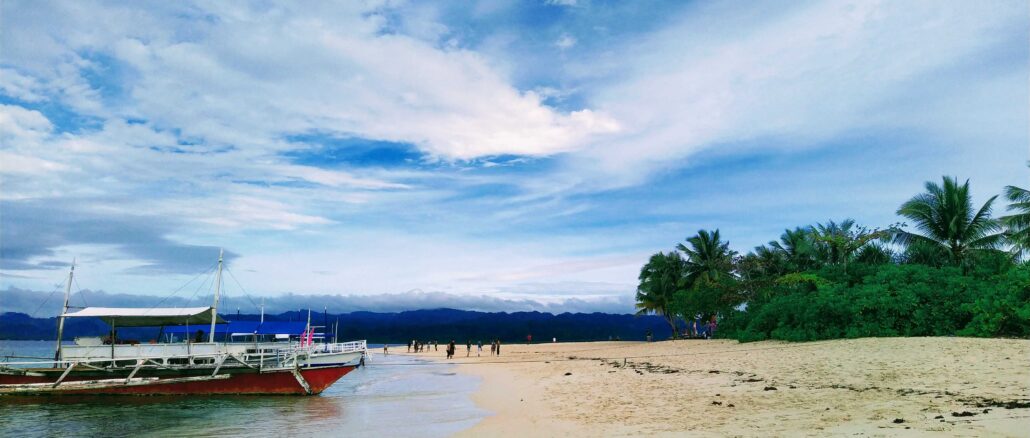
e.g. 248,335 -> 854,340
223,266 -> 260,311
29,281 -> 65,318
73,276 -> 88,306
150,260 -> 218,309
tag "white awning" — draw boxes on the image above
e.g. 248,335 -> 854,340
63,307 -> 226,327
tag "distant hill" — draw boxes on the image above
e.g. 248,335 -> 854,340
0,309 -> 672,343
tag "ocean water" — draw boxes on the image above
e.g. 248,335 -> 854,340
0,340 -> 487,437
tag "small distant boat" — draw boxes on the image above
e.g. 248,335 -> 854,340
0,251 -> 368,396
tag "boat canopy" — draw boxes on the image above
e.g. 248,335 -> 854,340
63,307 -> 226,327
162,321 -> 309,336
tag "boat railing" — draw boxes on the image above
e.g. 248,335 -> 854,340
269,340 -> 367,366
2,340 -> 368,374
274,340 -> 366,355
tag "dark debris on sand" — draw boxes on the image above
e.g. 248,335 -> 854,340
965,398 -> 1030,410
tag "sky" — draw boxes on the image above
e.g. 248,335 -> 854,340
1,0 -> 1027,315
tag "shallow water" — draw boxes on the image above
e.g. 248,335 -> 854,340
0,340 -> 486,437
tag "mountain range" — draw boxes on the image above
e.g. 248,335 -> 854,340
0,309 -> 672,344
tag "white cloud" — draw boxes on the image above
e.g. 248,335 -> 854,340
554,0 -> 1025,189
555,34 -> 577,50
0,104 -> 52,144
0,68 -> 45,102
0,1 -> 1024,311
2,2 -> 618,161
546,0 -> 579,7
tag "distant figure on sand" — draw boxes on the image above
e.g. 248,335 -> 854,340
527,333 -> 532,344
477,340 -> 483,356
434,341 -> 438,352
495,339 -> 501,356
383,345 -> 389,355
407,340 -> 412,352
466,340 -> 471,357
490,341 -> 495,355
446,340 -> 456,359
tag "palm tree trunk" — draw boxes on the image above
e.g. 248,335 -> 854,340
665,315 -> 678,339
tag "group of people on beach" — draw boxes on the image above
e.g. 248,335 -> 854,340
408,339 -> 439,353
683,314 -> 718,339
406,338 -> 503,358
464,339 -> 501,358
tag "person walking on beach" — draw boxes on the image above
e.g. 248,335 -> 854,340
407,340 -> 412,353
447,340 -> 456,359
490,340 -> 495,355
384,344 -> 389,355
466,340 -> 471,357
477,340 -> 483,356
495,339 -> 501,356
434,341 -> 438,352
527,333 -> 532,344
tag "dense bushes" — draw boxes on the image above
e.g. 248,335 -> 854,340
638,175 -> 1030,342
719,263 -> 1030,342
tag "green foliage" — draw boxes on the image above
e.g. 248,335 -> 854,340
640,174 -> 1029,343
895,176 -> 1003,266
1001,178 -> 1030,260
676,229 -> 736,289
959,266 -> 1030,337
721,264 -> 1030,342
635,251 -> 687,335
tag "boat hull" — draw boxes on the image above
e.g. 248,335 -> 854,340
0,365 -> 356,396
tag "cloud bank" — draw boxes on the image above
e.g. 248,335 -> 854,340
0,1 -> 1025,312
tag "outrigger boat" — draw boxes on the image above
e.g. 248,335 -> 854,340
0,251 -> 368,396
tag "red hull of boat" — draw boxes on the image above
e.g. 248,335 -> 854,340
0,366 -> 356,396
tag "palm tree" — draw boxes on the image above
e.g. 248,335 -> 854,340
854,242 -> 893,265
1001,179 -> 1030,259
812,219 -> 856,265
635,251 -> 686,336
676,229 -> 737,288
768,227 -> 817,272
895,176 -> 1002,267
750,244 -> 789,277
812,219 -> 894,269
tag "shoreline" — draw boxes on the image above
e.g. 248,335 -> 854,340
398,338 -> 1029,436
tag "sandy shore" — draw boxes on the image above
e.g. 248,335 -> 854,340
396,337 -> 1029,437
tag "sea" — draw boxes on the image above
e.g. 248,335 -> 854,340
0,340 -> 487,437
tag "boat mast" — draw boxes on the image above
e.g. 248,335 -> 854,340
54,259 -> 75,363
209,249 -> 224,343
260,297 -> 265,324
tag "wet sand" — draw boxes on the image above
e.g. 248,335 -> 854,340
401,337 -> 1029,436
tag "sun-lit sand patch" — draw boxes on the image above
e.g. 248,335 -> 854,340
400,338 -> 1029,436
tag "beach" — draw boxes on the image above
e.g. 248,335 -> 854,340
402,338 -> 1029,437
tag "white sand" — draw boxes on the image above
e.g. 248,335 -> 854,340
402,337 -> 1030,437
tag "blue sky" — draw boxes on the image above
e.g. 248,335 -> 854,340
1,0 -> 1027,314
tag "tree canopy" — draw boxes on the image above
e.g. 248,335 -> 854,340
636,174 -> 1029,342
